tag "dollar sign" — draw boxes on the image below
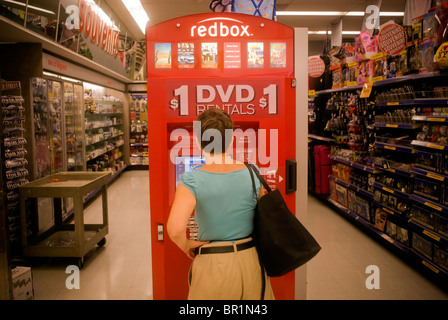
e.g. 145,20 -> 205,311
170,98 -> 178,109
259,97 -> 267,109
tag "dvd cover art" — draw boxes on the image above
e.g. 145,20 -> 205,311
201,42 -> 218,68
178,42 -> 195,69
155,43 -> 171,69
270,43 -> 286,68
247,42 -> 264,68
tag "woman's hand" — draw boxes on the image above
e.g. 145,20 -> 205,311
185,239 -> 210,259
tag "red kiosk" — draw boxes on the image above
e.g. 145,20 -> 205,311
146,12 -> 301,300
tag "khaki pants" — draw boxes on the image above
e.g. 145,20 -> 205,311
188,238 -> 275,300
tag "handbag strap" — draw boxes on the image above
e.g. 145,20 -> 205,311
244,162 -> 266,300
244,163 -> 272,193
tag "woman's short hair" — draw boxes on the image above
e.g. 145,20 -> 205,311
196,108 -> 233,155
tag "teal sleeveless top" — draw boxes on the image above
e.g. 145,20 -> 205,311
180,165 -> 262,242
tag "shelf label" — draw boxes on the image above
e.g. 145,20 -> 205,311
424,201 -> 442,212
426,172 -> 445,181
384,145 -> 396,150
387,102 -> 399,106
427,118 -> 445,122
426,143 -> 445,150
382,187 -> 394,194
422,260 -> 439,274
385,124 -> 398,128
423,230 -> 441,242
381,233 -> 394,244
361,82 -> 373,98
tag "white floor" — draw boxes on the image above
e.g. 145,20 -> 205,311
31,170 -> 448,300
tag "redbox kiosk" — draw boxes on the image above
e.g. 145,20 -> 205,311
147,12 -> 301,300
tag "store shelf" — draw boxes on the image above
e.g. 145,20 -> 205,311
329,155 -> 381,173
308,134 -> 335,142
373,181 -> 412,200
374,141 -> 415,153
411,140 -> 448,151
410,167 -> 448,182
409,194 -> 448,214
374,122 -> 421,129
373,163 -> 415,177
412,115 -> 448,122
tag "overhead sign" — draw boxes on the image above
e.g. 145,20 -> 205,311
378,21 -> 406,56
308,56 -> 325,78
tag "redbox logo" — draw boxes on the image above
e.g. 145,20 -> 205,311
191,17 -> 252,38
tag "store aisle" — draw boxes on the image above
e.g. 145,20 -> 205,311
306,194 -> 448,300
32,170 -> 152,300
31,171 -> 448,300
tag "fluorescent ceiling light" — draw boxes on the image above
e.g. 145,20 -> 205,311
3,0 -> 55,15
308,31 -> 361,35
122,0 -> 150,34
278,11 -> 404,17
85,0 -> 120,32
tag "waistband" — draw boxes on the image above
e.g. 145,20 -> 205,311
194,239 -> 255,255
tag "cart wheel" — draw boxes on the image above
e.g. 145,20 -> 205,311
97,237 -> 106,247
77,257 -> 84,269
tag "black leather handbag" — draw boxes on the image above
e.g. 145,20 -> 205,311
246,163 -> 321,277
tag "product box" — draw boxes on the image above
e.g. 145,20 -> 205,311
412,232 -> 433,260
12,266 -> 33,300
329,180 -> 337,202
415,150 -> 443,172
434,245 -> 448,271
374,208 -> 387,232
335,184 -> 348,208
438,214 -> 448,238
414,177 -> 442,202
396,226 -> 409,246
410,205 -> 438,230
386,220 -> 397,239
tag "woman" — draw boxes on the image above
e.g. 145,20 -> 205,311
167,108 -> 274,300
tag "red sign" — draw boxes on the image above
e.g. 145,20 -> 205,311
166,79 -> 283,118
378,22 -> 406,56
308,56 -> 325,78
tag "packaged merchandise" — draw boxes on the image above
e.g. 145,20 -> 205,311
12,266 -> 33,300
434,245 -> 448,271
357,60 -> 371,84
370,53 -> 387,82
331,66 -> 343,89
410,205 -> 438,230
419,41 -> 435,73
415,150 -> 444,172
412,232 -> 433,260
396,226 -> 409,246
439,214 -> 448,238
374,208 -> 387,231
335,184 -> 348,207
414,177 -> 443,202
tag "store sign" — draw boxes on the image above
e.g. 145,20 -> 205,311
308,56 -> 325,78
166,79 -> 281,117
378,22 -> 406,56
191,17 -> 252,38
77,0 -> 119,58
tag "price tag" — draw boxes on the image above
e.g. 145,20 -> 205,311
424,201 -> 442,211
361,82 -> 373,98
423,230 -> 441,242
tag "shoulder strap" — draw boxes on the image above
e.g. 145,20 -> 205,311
245,162 -> 258,199
244,163 -> 272,193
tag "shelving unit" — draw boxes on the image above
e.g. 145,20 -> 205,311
309,72 -> 448,288
84,88 -> 126,176
129,95 -> 148,168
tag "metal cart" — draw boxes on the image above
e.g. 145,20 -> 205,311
19,172 -> 111,268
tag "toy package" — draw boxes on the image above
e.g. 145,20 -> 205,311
419,40 -> 435,73
347,62 -> 358,86
357,60 -> 371,84
370,53 -> 387,82
354,35 -> 366,62
423,10 -> 440,45
331,67 -> 343,89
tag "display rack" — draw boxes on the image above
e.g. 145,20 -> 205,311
309,72 -> 448,289
129,95 -> 148,168
84,93 -> 125,175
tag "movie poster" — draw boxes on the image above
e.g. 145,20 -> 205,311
178,42 -> 195,69
155,43 -> 171,69
270,43 -> 286,68
201,42 -> 218,68
247,42 -> 264,68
